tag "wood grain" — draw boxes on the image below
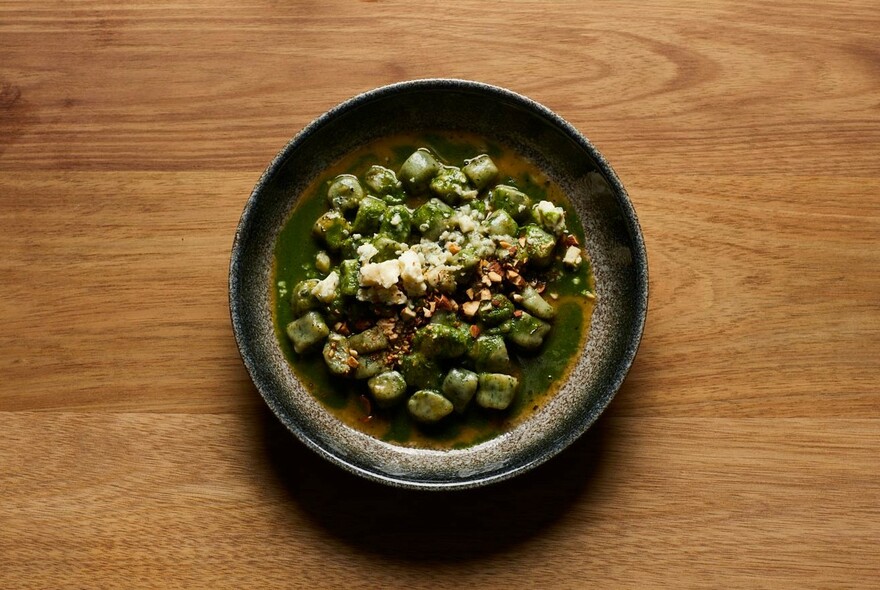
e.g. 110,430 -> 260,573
1,0 -> 878,587
1,413 -> 878,589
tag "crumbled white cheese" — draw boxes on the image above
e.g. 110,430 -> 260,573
399,250 -> 426,296
415,241 -> 452,267
390,212 -> 402,226
356,285 -> 407,305
455,212 -> 477,233
563,245 -> 582,268
438,229 -> 465,245
359,259 -> 401,289
357,243 -> 379,264
468,235 -> 497,259
425,265 -> 460,290
311,271 -> 338,303
533,200 -> 567,233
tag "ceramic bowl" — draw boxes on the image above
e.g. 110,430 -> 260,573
229,79 -> 647,490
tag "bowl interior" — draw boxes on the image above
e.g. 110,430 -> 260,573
230,80 -> 647,489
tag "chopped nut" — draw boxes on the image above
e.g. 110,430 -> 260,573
401,308 -> 417,320
466,288 -> 475,300
480,289 -> 492,301
481,275 -> 492,286
512,293 -> 524,303
518,236 -> 526,247
470,325 -> 481,338
487,271 -> 503,283
549,292 -> 558,300
498,240 -> 512,249
346,356 -> 359,368
423,307 -> 433,318
513,309 -> 523,318
462,300 -> 480,317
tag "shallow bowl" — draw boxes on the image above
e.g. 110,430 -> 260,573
229,79 -> 648,490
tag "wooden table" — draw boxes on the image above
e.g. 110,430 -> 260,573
2,1 -> 878,587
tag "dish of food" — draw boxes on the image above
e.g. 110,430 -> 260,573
229,79 -> 647,489
274,133 -> 596,449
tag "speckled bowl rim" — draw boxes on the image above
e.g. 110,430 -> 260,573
230,79 -> 648,490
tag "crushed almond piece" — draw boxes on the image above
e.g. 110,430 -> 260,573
346,356 -> 359,368
466,288 -> 475,300
480,289 -> 492,301
481,275 -> 492,286
498,240 -> 512,249
513,309 -> 523,318
512,293 -> 524,303
462,300 -> 480,317
518,236 -> 526,247
401,308 -> 416,320
487,271 -> 503,283
470,325 -> 481,338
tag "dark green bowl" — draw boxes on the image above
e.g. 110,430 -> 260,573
229,79 -> 647,490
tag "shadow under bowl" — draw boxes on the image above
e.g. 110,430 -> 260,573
230,79 -> 648,490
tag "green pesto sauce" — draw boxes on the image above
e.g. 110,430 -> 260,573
273,132 -> 595,450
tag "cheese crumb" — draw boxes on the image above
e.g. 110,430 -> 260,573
357,243 -> 379,264
563,245 -> 582,268
311,271 -> 339,303
534,200 -> 567,233
359,259 -> 401,289
399,250 -> 427,296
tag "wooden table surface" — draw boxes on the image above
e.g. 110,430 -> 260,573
2,1 -> 878,587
